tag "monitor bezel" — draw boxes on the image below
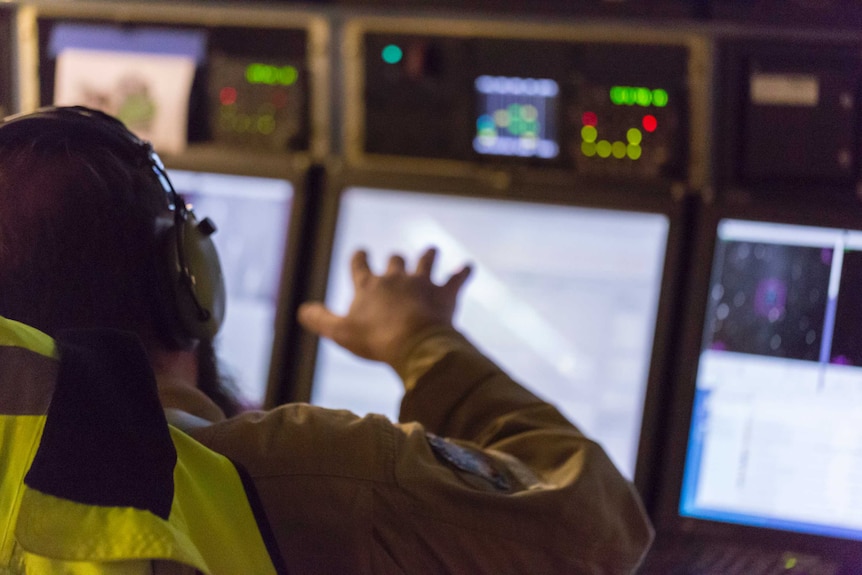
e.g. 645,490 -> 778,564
651,195 -> 862,560
161,159 -> 317,411
280,163 -> 694,504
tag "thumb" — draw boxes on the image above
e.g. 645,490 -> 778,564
297,302 -> 343,340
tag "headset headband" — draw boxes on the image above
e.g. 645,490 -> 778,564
0,105 -> 226,346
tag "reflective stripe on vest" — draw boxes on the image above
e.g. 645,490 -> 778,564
0,316 -> 281,574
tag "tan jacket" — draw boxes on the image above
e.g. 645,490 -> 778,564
163,328 -> 654,574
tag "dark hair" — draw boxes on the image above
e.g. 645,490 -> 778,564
0,110 -> 241,416
0,130 -> 165,337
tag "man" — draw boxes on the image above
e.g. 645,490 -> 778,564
0,106 -> 653,573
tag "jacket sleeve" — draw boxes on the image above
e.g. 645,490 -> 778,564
392,326 -> 655,574
189,327 -> 653,574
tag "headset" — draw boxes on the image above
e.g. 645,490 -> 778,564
0,106 -> 226,347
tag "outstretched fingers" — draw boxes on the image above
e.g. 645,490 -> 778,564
351,250 -> 371,288
386,254 -> 406,275
415,247 -> 437,278
442,265 -> 472,297
297,302 -> 343,342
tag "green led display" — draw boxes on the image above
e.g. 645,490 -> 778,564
245,64 -> 299,87
609,86 -> 669,107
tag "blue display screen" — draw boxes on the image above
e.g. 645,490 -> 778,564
473,75 -> 559,159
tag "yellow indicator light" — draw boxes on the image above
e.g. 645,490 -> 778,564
627,144 -> 642,160
596,140 -> 612,158
581,125 -> 598,143
581,141 -> 597,157
612,141 -> 627,158
627,128 -> 642,145
494,109 -> 509,128
257,115 -> 276,135
785,557 -> 798,570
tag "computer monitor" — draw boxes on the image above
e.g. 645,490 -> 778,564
168,169 -> 294,408
38,18 -> 313,154
646,203 -> 862,571
680,217 -> 862,540
305,184 -> 674,481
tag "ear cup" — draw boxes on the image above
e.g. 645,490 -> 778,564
1,106 -> 226,347
156,212 -> 226,346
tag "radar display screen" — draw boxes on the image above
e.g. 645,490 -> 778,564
473,75 -> 560,159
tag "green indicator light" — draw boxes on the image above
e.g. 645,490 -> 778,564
511,116 -> 531,136
246,64 -> 299,86
636,88 -> 652,106
507,105 -> 525,134
581,125 -> 598,143
610,86 -> 668,107
382,44 -> 403,64
279,66 -> 298,86
627,144 -> 642,160
581,141 -> 597,157
246,64 -> 262,84
785,557 -> 798,570
612,141 -> 627,158
627,128 -> 642,145
596,140 -> 612,158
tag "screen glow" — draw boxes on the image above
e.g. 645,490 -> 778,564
311,187 -> 670,479
679,218 -> 862,542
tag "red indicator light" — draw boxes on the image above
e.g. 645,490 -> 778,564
272,89 -> 289,109
582,111 -> 598,126
220,86 -> 238,106
642,114 -> 657,132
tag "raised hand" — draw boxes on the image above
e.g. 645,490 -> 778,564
297,247 -> 471,367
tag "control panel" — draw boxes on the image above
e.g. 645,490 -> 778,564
360,31 -> 689,182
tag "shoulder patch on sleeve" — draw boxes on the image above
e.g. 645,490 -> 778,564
426,433 -> 511,491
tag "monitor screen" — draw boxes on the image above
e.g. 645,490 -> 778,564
168,170 -> 293,407
473,75 -> 560,159
311,187 -> 670,479
48,23 -> 206,155
679,218 -> 862,541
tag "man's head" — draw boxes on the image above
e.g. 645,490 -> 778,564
0,106 -> 225,350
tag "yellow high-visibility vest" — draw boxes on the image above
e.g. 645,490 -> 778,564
0,315 -> 283,574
